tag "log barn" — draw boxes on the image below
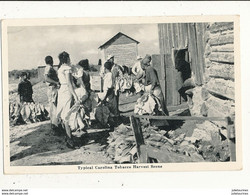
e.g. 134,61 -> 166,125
99,32 -> 139,67
157,22 -> 235,117
157,22 -> 235,137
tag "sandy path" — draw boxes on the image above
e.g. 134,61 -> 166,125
10,121 -> 113,166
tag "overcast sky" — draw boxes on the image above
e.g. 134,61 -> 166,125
8,24 -> 159,70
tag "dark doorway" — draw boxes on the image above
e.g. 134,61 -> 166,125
173,48 -> 192,102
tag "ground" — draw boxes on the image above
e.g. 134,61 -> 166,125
9,80 -> 194,166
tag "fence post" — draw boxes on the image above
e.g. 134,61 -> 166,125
130,116 -> 148,163
226,117 -> 236,161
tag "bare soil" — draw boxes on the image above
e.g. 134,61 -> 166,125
9,81 -> 194,166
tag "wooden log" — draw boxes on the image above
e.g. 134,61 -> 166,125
226,117 -> 236,161
211,44 -> 234,52
206,96 -> 235,116
130,116 -> 149,163
206,78 -> 235,100
209,52 -> 234,64
210,22 -> 234,33
210,34 -> 234,46
206,62 -> 234,80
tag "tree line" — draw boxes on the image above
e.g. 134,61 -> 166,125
9,68 -> 38,80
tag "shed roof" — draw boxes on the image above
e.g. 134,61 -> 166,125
99,32 -> 139,49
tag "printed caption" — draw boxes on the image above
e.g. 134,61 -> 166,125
2,189 -> 28,195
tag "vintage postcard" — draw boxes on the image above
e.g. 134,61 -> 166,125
1,15 -> 241,174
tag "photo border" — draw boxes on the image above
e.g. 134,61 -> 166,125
1,15 -> 242,174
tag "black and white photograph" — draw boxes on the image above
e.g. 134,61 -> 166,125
2,16 -> 241,173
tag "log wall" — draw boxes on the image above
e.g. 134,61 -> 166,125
189,22 -> 235,127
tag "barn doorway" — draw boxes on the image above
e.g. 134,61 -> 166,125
173,48 -> 192,102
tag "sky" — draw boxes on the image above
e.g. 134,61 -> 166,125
8,24 -> 159,70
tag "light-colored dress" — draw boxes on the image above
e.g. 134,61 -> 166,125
44,65 -> 58,126
56,64 -> 73,121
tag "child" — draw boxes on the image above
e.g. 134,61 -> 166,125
18,72 -> 33,103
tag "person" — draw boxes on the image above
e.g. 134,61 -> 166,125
18,72 -> 33,104
44,56 -> 60,133
98,61 -> 119,127
132,55 -> 143,77
100,54 -> 115,78
56,51 -> 79,148
141,55 -> 169,116
78,59 -> 91,94
174,50 -> 192,101
131,55 -> 146,95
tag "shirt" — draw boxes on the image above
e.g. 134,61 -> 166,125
103,72 -> 113,92
18,80 -> 33,102
44,65 -> 59,86
132,61 -> 143,75
145,66 -> 160,88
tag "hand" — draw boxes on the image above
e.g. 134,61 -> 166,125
74,95 -> 79,102
149,89 -> 153,95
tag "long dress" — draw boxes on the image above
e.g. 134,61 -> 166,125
44,65 -> 59,127
56,64 -> 73,122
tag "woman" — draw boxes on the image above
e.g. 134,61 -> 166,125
44,55 -> 60,133
98,61 -> 119,127
56,51 -> 79,148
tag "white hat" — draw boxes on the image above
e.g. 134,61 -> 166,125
137,55 -> 142,60
107,54 -> 114,60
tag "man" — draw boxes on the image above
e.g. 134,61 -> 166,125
141,55 -> 169,116
44,56 -> 60,132
18,72 -> 33,103
132,55 -> 143,77
100,54 -> 122,113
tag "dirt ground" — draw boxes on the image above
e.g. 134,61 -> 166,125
10,120 -> 114,166
9,81 -> 194,166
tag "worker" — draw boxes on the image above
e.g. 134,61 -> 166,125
141,55 -> 169,116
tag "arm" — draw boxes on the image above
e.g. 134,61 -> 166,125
65,71 -> 79,102
17,83 -> 23,102
149,68 -> 158,91
17,83 -> 21,95
101,73 -> 113,102
45,75 -> 59,85
29,81 -> 33,94
131,64 -> 137,75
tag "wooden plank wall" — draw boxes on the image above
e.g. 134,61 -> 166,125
158,23 -> 207,106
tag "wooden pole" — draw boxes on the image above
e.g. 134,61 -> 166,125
130,116 -> 148,163
226,117 -> 236,161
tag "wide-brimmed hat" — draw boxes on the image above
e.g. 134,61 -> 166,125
137,55 -> 143,60
106,54 -> 114,60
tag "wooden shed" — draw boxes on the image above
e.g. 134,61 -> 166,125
158,23 -> 207,106
99,32 -> 139,67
